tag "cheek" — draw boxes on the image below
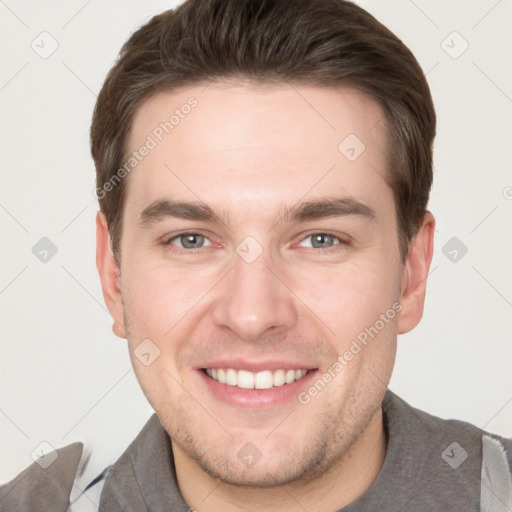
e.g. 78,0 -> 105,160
287,257 -> 401,342
122,261 -> 224,382
123,261 -> 217,337
315,260 -> 399,391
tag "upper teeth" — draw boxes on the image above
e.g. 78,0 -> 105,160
205,368 -> 308,389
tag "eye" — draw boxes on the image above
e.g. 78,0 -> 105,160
299,233 -> 346,249
166,232 -> 212,250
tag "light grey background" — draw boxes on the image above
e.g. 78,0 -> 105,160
1,0 -> 511,486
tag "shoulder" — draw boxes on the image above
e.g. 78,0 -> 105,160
383,389 -> 509,449
0,443 -> 111,512
0,442 -> 84,512
382,390 -> 512,509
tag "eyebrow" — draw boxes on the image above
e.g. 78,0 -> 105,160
137,197 -> 376,228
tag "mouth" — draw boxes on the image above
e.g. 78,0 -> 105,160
202,367 -> 310,389
198,365 -> 318,408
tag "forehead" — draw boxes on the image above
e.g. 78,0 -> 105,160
125,82 -> 391,220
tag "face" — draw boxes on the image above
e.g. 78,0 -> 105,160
97,81 -> 431,487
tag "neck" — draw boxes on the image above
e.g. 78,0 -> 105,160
173,407 -> 386,512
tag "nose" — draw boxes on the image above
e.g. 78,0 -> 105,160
211,250 -> 298,342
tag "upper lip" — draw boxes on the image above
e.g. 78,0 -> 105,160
197,359 -> 318,372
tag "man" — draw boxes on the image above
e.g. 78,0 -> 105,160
1,0 -> 510,510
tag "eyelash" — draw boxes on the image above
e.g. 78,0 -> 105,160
161,231 -> 350,253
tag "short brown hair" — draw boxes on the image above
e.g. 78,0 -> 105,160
90,0 -> 435,263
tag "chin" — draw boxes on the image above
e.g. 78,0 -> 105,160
188,445 -> 327,488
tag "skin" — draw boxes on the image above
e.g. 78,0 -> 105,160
96,81 -> 435,511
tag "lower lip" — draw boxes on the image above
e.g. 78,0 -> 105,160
198,369 -> 318,409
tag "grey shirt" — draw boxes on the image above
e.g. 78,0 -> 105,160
2,390 -> 511,511
98,390 -> 512,511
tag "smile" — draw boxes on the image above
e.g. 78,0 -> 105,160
203,368 -> 310,390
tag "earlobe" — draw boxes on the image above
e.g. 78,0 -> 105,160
96,211 -> 127,339
397,212 -> 435,335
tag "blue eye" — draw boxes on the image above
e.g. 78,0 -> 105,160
168,233 -> 212,249
299,233 -> 344,249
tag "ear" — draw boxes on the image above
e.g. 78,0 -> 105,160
96,211 -> 127,339
397,212 -> 435,334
